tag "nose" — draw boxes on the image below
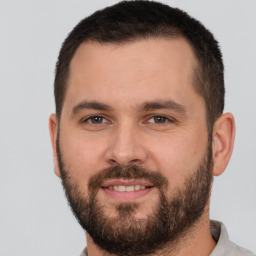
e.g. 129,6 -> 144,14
105,123 -> 148,167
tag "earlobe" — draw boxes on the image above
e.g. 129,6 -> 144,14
212,113 -> 235,176
49,113 -> 61,177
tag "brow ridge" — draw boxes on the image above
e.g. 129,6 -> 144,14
72,99 -> 186,116
72,101 -> 113,115
139,100 -> 186,114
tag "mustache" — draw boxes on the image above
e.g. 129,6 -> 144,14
88,165 -> 168,192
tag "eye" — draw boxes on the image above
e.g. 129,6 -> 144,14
148,116 -> 171,124
84,116 -> 108,124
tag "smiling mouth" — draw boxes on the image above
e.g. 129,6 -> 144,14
103,185 -> 153,192
100,180 -> 155,201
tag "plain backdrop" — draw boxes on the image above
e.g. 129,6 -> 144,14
0,1 -> 255,255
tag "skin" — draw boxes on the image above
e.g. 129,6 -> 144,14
49,38 -> 235,256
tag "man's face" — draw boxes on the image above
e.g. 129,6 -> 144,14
54,38 -> 212,255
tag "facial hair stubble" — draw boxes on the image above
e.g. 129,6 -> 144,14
57,135 -> 213,256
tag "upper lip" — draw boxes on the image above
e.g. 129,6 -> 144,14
101,179 -> 154,188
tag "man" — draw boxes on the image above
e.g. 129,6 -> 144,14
49,1 -> 255,256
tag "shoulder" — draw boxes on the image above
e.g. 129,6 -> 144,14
210,220 -> 256,256
223,240 -> 256,256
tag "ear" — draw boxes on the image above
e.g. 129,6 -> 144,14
49,113 -> 61,177
212,113 -> 235,176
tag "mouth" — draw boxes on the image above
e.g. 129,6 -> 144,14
105,184 -> 152,191
100,180 -> 155,202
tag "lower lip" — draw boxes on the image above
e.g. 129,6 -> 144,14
101,187 -> 154,202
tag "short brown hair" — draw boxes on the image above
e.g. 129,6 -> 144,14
54,0 -> 224,131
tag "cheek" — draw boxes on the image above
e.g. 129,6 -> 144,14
59,128 -> 107,183
148,130 -> 208,186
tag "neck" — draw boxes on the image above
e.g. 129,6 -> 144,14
85,213 -> 216,256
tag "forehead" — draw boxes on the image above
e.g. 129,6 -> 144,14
69,37 -> 198,80
64,37 -> 201,112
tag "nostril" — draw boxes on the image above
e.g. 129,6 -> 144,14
109,158 -> 118,165
105,143 -> 148,167
129,159 -> 141,164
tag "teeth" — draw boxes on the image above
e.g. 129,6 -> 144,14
119,185 -> 126,192
125,186 -> 134,192
108,185 -> 147,192
135,185 -> 141,191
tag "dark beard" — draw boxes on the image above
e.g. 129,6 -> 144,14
57,138 -> 213,256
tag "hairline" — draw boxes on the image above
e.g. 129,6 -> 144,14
58,35 -> 209,124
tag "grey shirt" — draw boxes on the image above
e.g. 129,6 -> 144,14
80,220 -> 255,256
210,221 -> 255,256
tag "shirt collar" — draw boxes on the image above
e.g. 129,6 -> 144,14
80,220 -> 254,256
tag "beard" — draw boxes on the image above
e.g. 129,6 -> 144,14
57,137 -> 213,256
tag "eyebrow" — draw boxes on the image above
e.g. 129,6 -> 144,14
139,100 -> 186,115
72,101 -> 114,115
72,99 -> 186,116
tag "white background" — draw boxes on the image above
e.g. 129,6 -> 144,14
0,1 -> 255,255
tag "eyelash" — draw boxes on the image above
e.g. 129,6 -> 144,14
82,115 -> 110,124
147,115 -> 174,124
82,115 -> 175,125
